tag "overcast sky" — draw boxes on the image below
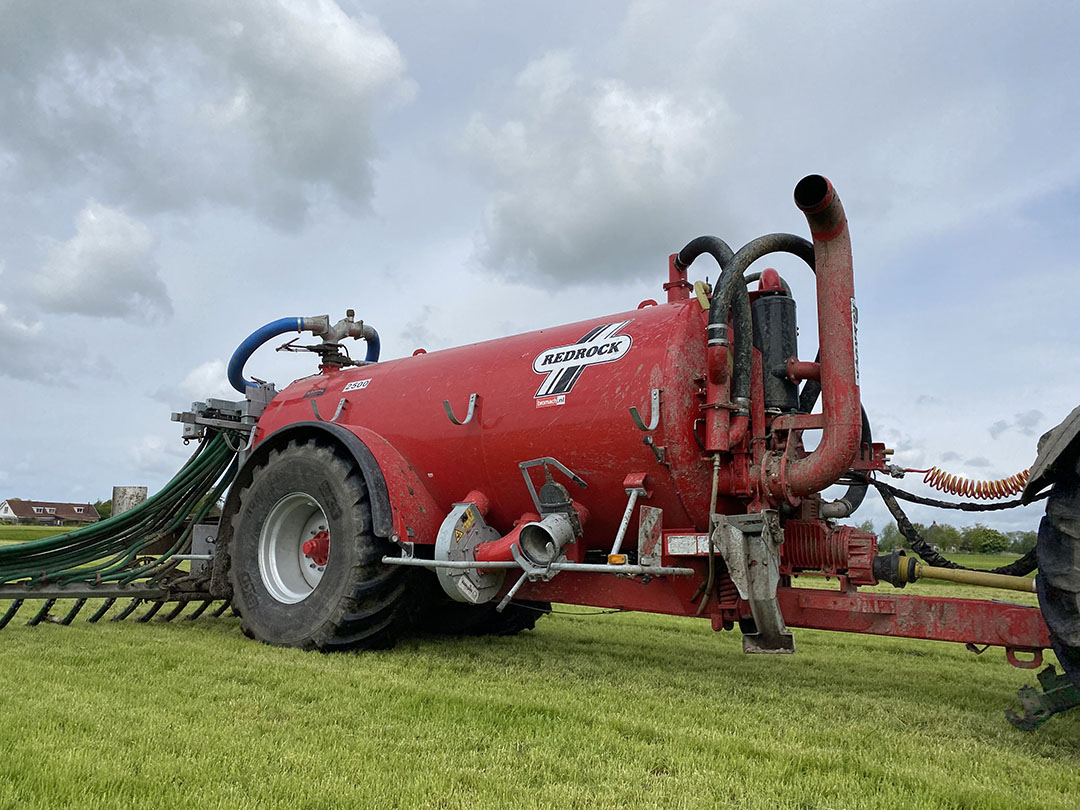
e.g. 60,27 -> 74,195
1,1 -> 1077,534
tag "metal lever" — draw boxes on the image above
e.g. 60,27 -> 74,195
311,397 -> 347,423
443,393 -> 478,425
630,388 -> 661,431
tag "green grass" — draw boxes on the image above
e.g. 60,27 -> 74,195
0,525 -> 70,544
0,583 -> 1077,810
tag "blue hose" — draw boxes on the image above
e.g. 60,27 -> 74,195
364,329 -> 381,363
228,318 -> 304,392
228,318 -> 382,393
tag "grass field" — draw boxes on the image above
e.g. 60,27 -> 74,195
0,525 -> 70,544
0,549 -> 1076,810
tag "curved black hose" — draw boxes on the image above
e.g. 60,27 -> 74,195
676,237 -> 744,407
714,234 -> 815,411
874,481 -> 1039,576
676,236 -> 735,271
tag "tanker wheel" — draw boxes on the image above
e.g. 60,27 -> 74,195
1037,462 -> 1080,686
229,439 -> 413,651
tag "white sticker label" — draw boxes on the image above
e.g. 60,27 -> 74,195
456,575 -> 480,603
666,534 -> 710,555
535,394 -> 566,409
850,298 -> 860,386
343,379 -> 371,393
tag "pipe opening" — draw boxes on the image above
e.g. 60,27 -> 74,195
794,175 -> 830,212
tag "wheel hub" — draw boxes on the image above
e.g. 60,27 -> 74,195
258,493 -> 330,604
302,530 -> 330,567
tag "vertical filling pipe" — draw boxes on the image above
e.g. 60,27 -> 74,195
773,175 -> 862,497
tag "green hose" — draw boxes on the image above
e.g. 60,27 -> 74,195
0,431 -> 240,586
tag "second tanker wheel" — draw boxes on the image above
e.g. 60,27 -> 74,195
1036,459 -> 1080,687
228,438 -> 414,651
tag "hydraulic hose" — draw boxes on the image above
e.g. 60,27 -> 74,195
228,317 -> 309,393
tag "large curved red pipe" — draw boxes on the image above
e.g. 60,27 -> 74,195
769,175 -> 862,498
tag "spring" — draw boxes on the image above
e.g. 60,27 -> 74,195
909,466 -> 1031,500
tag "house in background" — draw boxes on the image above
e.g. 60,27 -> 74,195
0,499 -> 100,526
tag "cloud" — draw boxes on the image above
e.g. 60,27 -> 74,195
152,359 -> 236,405
129,434 -> 193,479
0,300 -> 51,382
32,202 -> 171,321
0,0 -> 413,229
988,409 -> 1044,439
939,450 -> 961,463
966,456 -> 992,468
461,52 -> 731,282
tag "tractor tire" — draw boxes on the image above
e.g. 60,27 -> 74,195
1036,460 -> 1080,688
229,439 -> 414,651
417,582 -> 550,637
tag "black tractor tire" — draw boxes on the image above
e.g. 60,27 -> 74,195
229,439 -> 414,651
417,581 -> 550,637
1036,461 -> 1080,687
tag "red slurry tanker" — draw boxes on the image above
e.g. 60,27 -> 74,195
3,176 -> 1077,729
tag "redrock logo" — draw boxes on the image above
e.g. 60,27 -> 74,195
532,321 -> 632,398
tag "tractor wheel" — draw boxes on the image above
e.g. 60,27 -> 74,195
1036,461 -> 1080,687
229,439 -> 413,651
417,582 -> 550,636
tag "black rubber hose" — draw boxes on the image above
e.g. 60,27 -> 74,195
714,234 -> 815,411
874,482 -> 1039,576
675,236 -> 735,271
676,237 -> 753,414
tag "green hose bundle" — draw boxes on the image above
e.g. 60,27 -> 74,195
0,431 -> 240,586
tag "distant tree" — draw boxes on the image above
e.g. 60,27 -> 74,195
923,522 -> 962,552
94,499 -> 113,520
858,519 -> 875,535
1007,530 -> 1038,554
961,524 -> 1009,554
878,522 -> 902,552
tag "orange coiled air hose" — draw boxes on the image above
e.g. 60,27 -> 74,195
906,466 -> 1031,500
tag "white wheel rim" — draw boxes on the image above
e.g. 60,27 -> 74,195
258,493 -> 329,604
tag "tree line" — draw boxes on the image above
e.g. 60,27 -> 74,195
858,519 -> 1036,556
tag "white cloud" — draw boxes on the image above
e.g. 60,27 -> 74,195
0,300 -> 51,382
0,0 -> 413,229
461,52 -> 731,282
129,433 -> 192,479
152,359 -> 236,405
33,202 -> 170,321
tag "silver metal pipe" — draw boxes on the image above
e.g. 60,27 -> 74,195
381,557 -> 521,570
380,556 -> 693,577
550,562 -> 694,576
609,489 -> 640,557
